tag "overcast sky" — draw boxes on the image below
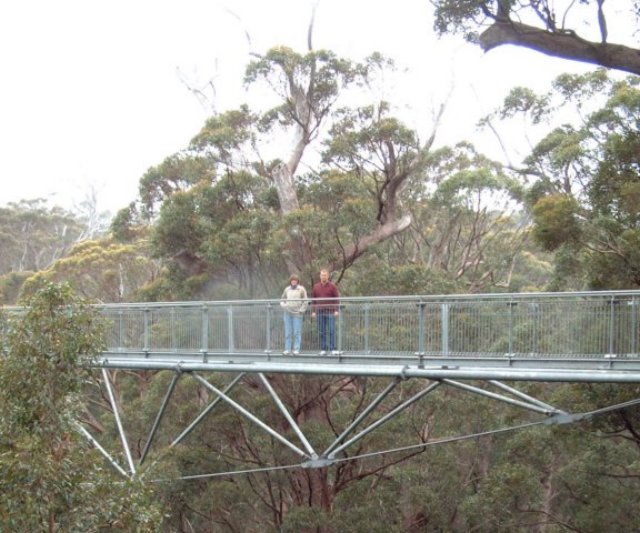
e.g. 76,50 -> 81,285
0,0 -> 597,215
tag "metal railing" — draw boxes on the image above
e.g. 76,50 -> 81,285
98,290 -> 640,359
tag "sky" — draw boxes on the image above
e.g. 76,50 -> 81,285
0,0 -> 600,215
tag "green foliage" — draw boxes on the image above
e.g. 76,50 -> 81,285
190,105 -> 258,159
531,194 -> 581,251
507,72 -> 640,288
0,270 -> 33,305
139,153 -> 216,216
432,0 -> 486,38
524,125 -> 587,189
110,202 -> 149,243
244,47 -> 359,128
500,86 -> 551,124
1,284 -> 101,434
0,283 -> 163,531
552,69 -> 612,105
324,102 -> 420,168
389,142 -> 537,292
148,172 -> 282,299
433,167 -> 523,206
0,199 -> 88,275
115,40 -> 543,298
347,262 -> 463,296
151,190 -> 206,259
281,505 -> 332,532
19,237 -> 159,303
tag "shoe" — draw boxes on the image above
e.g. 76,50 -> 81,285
283,350 -> 291,355
293,350 -> 300,355
331,350 -> 340,355
319,350 -> 327,355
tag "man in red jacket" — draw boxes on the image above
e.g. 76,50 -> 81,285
311,269 -> 340,355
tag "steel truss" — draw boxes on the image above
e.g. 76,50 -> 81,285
72,290 -> 640,480
79,367 -> 640,482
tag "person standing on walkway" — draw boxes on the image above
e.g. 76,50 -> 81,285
311,269 -> 340,355
280,274 -> 308,355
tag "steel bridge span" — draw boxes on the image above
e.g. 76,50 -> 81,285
85,290 -> 640,480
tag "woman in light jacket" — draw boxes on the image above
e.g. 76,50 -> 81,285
280,274 -> 308,355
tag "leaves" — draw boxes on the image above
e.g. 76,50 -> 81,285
0,283 -> 163,530
532,194 -> 581,251
512,73 -> 640,287
0,199 -> 89,276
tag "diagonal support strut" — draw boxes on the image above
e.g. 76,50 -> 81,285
258,373 -> 317,457
327,380 -> 441,459
102,368 -> 136,475
192,372 -> 310,459
443,378 -> 564,416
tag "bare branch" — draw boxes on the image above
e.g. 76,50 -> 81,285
222,6 -> 254,52
307,0 -> 320,52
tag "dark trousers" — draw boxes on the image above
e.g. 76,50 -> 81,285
317,311 -> 336,351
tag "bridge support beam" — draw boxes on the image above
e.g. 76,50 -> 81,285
77,369 -> 640,482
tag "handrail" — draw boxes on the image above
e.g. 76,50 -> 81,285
90,289 -> 640,309
91,291 -> 640,359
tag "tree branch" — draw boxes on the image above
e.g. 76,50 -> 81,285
341,213 -> 412,267
479,20 -> 640,76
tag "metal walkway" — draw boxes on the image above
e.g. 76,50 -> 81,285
82,291 -> 640,480
98,290 -> 640,382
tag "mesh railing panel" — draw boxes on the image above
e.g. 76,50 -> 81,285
75,293 -> 640,358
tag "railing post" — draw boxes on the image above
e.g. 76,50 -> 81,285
227,305 -> 235,353
265,303 -> 272,354
508,301 -> 516,356
118,310 -> 124,352
201,305 -> 209,360
631,298 -> 638,356
608,297 -> 618,357
529,303 -> 539,355
364,303 -> 370,354
143,308 -> 150,356
337,303 -> 343,353
170,308 -> 176,351
441,303 -> 449,356
417,301 -> 426,355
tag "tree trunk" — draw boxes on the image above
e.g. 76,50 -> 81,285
273,162 -> 301,214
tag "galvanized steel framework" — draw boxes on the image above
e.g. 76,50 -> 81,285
79,291 -> 640,480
